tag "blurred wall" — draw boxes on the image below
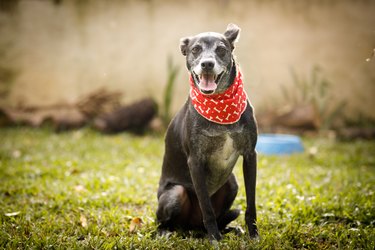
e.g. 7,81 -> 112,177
0,0 -> 374,119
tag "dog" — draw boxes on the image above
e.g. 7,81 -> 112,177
156,24 -> 258,241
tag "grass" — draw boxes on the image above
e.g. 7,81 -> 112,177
0,127 -> 374,249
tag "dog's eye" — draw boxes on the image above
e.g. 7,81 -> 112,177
191,46 -> 202,55
216,46 -> 227,57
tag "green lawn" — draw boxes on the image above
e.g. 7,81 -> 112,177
0,128 -> 374,249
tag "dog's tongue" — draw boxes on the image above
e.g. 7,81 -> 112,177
199,74 -> 217,92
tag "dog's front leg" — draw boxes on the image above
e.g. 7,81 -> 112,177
188,156 -> 222,241
243,150 -> 259,238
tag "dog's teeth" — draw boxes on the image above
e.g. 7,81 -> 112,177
215,73 -> 221,82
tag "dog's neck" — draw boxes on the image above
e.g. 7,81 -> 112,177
189,65 -> 248,125
224,59 -> 237,91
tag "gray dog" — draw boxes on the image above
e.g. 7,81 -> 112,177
156,24 -> 258,241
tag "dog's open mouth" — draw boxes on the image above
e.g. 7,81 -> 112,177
193,72 -> 224,95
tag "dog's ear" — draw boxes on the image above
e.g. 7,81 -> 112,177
224,23 -> 240,50
180,37 -> 190,56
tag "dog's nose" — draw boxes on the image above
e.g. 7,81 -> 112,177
201,60 -> 215,71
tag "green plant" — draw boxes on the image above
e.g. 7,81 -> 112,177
161,56 -> 179,127
0,43 -> 18,99
343,111 -> 375,128
281,66 -> 346,130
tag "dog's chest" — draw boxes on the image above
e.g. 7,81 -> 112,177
205,133 -> 240,195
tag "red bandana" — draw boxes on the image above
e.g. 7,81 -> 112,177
189,70 -> 248,124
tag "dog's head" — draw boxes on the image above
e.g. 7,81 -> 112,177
180,24 -> 240,95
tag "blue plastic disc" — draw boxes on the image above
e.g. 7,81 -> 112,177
256,134 -> 304,155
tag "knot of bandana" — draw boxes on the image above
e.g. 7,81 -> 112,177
189,70 -> 248,124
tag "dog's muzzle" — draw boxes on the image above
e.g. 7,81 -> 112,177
192,72 -> 224,95
193,69 -> 224,95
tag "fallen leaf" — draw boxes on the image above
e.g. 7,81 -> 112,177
80,214 -> 88,228
129,217 -> 143,233
70,169 -> 80,175
12,150 -> 21,158
5,211 -> 20,217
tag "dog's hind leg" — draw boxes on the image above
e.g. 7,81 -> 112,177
211,174 -> 240,230
156,185 -> 191,231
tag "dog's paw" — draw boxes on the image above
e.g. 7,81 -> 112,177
210,239 -> 220,249
222,226 -> 245,236
208,231 -> 222,242
209,235 -> 222,250
217,209 -> 241,230
157,228 -> 173,239
249,230 -> 260,241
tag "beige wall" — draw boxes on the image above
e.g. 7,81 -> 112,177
1,0 -> 375,119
